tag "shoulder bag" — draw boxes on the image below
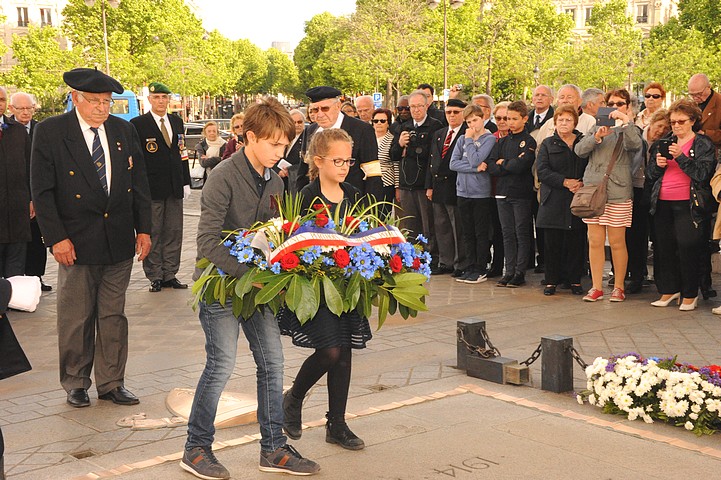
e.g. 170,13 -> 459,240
570,133 -> 624,218
0,314 -> 32,380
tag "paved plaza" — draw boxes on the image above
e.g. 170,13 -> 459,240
3,194 -> 721,479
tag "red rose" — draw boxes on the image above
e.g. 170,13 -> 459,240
281,221 -> 298,235
333,249 -> 350,268
412,258 -> 421,270
315,214 -> 329,227
313,203 -> 325,211
389,255 -> 403,273
280,253 -> 300,271
345,216 -> 359,229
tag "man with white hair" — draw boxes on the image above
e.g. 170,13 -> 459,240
536,84 -> 595,143
354,95 -> 374,123
688,73 -> 721,148
472,94 -> 497,133
581,88 -> 605,118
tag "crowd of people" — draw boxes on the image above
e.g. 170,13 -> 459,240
2,66 -> 721,480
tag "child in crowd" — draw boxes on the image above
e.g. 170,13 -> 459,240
487,101 -> 537,288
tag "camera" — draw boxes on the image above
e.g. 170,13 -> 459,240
454,84 -> 463,90
408,130 -> 418,146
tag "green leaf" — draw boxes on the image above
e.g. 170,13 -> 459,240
376,288 -> 389,330
196,257 -> 211,269
386,272 -> 428,287
241,289 -> 259,320
392,284 -> 429,297
218,276 -> 227,305
285,275 -> 302,310
392,289 -> 428,312
235,269 -> 257,298
322,275 -> 343,316
345,273 -> 361,311
293,276 -> 318,324
399,303 -> 410,320
255,275 -> 292,305
232,293 -> 243,318
388,293 -> 398,315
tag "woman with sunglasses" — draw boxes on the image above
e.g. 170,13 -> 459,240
221,113 -> 245,160
646,99 -> 715,311
575,88 -> 642,302
279,128 -> 371,452
492,102 -> 511,139
372,108 -> 396,213
636,83 -> 665,130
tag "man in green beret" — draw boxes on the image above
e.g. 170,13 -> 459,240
131,82 -> 190,292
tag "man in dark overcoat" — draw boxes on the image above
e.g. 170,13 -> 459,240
31,68 -> 152,408
130,82 -> 190,292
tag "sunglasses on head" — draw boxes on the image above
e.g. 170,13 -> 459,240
308,105 -> 333,114
644,93 -> 662,99
396,106 -> 410,111
371,118 -> 388,124
607,101 -> 626,107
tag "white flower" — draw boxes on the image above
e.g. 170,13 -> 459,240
689,413 -> 699,420
642,414 -> 653,424
684,421 -> 694,431
588,394 -> 596,406
576,395 -> 584,405
691,404 -> 702,414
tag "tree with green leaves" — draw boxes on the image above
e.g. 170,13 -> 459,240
263,48 -> 300,97
294,12 -> 345,92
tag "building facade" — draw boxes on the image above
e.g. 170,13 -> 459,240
552,0 -> 678,37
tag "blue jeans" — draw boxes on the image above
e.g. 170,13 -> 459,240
186,301 -> 286,452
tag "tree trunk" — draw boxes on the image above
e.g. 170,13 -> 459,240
486,53 -> 493,95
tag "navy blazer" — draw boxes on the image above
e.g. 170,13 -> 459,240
425,123 -> 467,205
130,112 -> 189,200
31,110 -> 152,265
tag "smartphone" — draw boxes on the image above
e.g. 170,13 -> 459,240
595,107 -> 617,127
657,138 -> 673,159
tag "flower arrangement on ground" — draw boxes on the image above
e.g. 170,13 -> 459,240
192,193 -> 431,327
577,353 -> 721,435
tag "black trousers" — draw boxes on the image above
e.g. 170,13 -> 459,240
458,197 -> 492,273
626,188 -> 649,283
653,200 -> 703,298
25,219 -> 48,278
489,198 -> 504,273
544,227 -> 587,285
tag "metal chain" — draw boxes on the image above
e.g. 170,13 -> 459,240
456,327 -> 498,359
519,342 -> 542,366
567,345 -> 589,370
479,324 -> 502,357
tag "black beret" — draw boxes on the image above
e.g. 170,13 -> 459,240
306,86 -> 342,103
446,99 -> 467,109
63,68 -> 124,94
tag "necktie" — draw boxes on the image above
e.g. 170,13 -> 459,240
90,127 -> 108,195
441,129 -> 454,158
535,114 -> 541,129
160,117 -> 171,147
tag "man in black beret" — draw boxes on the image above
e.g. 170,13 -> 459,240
426,98 -> 469,277
131,82 -> 190,292
293,86 -> 383,200
31,68 -> 152,408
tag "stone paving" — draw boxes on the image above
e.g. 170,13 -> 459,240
3,192 -> 721,479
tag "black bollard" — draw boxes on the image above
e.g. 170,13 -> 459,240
457,319 -> 486,370
541,335 -> 574,393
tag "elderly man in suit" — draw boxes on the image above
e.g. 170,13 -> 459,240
425,98 -> 469,277
689,73 -> 721,149
294,86 -> 383,199
31,68 -> 152,408
130,82 -> 190,292
0,87 -> 32,279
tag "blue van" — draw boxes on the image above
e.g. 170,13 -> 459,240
65,89 -> 140,122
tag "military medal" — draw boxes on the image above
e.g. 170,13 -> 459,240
128,155 -> 133,169
146,138 -> 158,153
520,141 -> 526,148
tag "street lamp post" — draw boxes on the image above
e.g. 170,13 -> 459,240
84,0 -> 120,75
626,58 -> 634,93
426,0 -> 465,94
533,65 -> 540,86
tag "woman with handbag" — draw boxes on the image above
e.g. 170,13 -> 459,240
536,106 -> 588,296
574,89 -> 642,302
1,276 -> 40,480
645,99 -> 716,311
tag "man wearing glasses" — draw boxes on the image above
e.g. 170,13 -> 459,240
131,82 -> 190,293
294,86 -> 383,200
688,73 -> 721,148
391,95 -> 411,135
31,68 -> 152,408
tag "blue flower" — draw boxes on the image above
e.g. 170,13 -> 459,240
255,259 -> 268,270
223,239 -> 233,247
322,256 -> 335,266
216,268 -> 226,276
270,262 -> 282,274
357,221 -> 369,232
236,248 -> 255,263
326,219 -> 336,230
303,220 -> 315,227
416,234 -> 428,244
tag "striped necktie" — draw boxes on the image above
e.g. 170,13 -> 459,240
90,127 -> 108,195
441,129 -> 454,158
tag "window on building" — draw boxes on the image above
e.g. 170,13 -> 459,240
17,7 -> 29,27
636,4 -> 648,23
40,8 -> 52,27
585,7 -> 593,25
564,8 -> 577,22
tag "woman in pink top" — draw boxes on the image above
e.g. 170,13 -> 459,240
645,99 -> 716,311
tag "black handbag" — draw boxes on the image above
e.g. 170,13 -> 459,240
0,314 -> 32,380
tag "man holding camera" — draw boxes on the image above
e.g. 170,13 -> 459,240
390,89 -> 443,260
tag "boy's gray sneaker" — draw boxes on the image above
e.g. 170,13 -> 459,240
180,446 -> 230,480
259,444 -> 320,476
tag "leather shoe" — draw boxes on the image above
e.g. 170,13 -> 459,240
149,280 -> 162,292
67,388 -> 90,408
431,264 -> 453,276
161,278 -> 188,289
98,386 -> 139,405
41,282 -> 52,292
